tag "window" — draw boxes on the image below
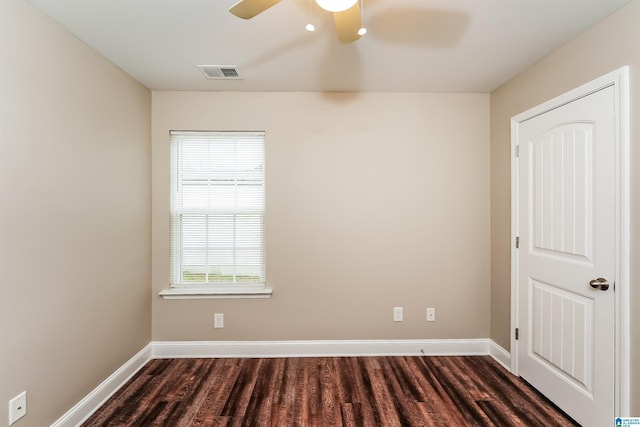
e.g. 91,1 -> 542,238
160,131 -> 270,299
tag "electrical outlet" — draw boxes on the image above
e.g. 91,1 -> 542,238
213,313 -> 224,328
8,391 -> 26,425
393,307 -> 403,322
426,307 -> 436,322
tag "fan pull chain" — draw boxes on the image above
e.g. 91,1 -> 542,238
358,0 -> 367,36
306,0 -> 315,31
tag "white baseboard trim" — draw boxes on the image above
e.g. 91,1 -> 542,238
50,344 -> 152,427
489,340 -> 511,371
151,338 -> 491,359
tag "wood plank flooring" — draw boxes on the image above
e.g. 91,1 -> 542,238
82,356 -> 580,426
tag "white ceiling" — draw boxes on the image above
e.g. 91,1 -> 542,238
26,0 -> 630,92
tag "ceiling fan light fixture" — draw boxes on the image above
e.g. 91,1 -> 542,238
315,0 -> 357,13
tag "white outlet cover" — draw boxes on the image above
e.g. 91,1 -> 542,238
8,391 -> 26,425
213,313 -> 224,328
426,307 -> 436,321
393,307 -> 403,322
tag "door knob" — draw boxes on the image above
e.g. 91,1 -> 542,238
589,277 -> 610,291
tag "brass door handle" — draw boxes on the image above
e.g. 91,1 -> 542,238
589,278 -> 610,291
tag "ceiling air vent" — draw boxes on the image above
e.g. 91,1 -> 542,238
198,65 -> 242,80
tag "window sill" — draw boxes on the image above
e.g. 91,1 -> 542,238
158,286 -> 273,300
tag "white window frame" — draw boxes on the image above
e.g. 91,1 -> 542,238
159,131 -> 272,299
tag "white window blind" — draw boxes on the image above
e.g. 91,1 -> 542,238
170,131 -> 265,288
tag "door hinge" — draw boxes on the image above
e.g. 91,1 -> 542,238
515,328 -> 519,340
516,236 -> 520,248
515,145 -> 520,158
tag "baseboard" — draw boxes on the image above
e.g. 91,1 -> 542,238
489,340 -> 511,371
151,338 -> 491,359
50,344 -> 152,427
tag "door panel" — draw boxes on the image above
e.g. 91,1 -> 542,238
531,280 -> 593,396
531,124 -> 593,262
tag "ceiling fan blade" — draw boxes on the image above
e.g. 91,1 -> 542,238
333,2 -> 362,44
229,0 -> 283,19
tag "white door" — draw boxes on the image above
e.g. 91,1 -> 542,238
516,85 -> 615,427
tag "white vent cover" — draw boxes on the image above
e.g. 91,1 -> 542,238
198,65 -> 242,80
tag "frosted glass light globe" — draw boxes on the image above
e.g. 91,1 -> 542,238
315,0 -> 358,13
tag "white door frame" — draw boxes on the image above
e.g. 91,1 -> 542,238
510,66 -> 630,416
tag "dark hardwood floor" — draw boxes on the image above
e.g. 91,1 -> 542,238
82,355 -> 580,426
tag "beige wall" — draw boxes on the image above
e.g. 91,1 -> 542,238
0,0 -> 151,425
490,0 -> 640,414
152,92 -> 490,341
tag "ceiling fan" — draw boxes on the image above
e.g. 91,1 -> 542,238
229,0 -> 364,44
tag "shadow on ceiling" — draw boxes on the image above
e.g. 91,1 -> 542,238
316,41 -> 363,102
242,33 -> 318,69
368,7 -> 470,47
